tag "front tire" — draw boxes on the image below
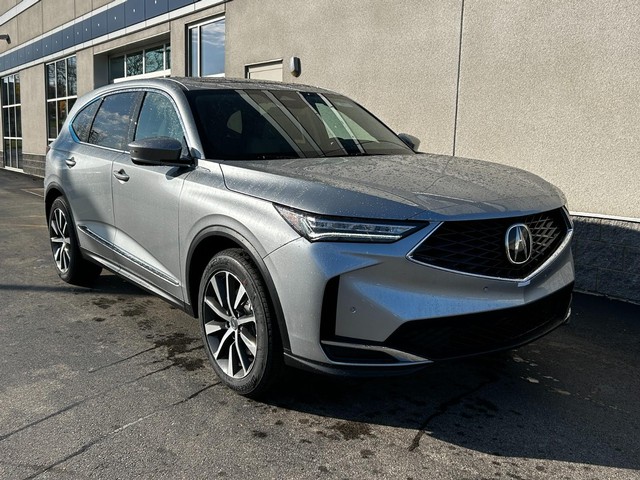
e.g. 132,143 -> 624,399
48,196 -> 102,286
199,249 -> 282,397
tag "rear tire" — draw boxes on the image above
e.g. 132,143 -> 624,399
48,196 -> 102,286
199,249 -> 282,397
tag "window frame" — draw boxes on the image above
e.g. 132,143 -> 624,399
109,43 -> 171,84
188,17 -> 225,78
2,73 -> 22,170
46,55 -> 78,143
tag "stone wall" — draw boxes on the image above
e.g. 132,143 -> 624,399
21,153 -> 45,177
573,216 -> 640,304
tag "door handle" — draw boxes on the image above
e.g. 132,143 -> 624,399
113,169 -> 130,182
65,157 -> 76,167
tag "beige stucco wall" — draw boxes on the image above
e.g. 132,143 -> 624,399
0,0 -> 16,16
16,2 -> 42,44
455,0 -> 640,218
42,0 -> 75,33
226,0 -> 639,219
20,63 -> 46,155
0,16 -> 17,55
76,47 -> 95,97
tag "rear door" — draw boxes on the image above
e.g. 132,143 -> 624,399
111,90 -> 189,302
63,92 -> 140,268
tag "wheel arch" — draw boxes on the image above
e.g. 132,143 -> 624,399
185,226 -> 291,352
44,184 -> 65,223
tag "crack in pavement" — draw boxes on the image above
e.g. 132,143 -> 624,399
0,400 -> 85,442
19,382 -> 220,480
2,336 -> 205,443
88,345 -> 160,373
0,364 -> 172,443
0,460 -> 81,478
408,374 -> 499,452
171,382 -> 219,406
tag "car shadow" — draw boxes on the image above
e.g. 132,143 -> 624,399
0,272 -> 148,296
260,294 -> 640,471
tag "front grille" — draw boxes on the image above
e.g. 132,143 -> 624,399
384,284 -> 573,360
410,208 -> 570,279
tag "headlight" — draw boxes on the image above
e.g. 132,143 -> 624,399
275,205 -> 425,243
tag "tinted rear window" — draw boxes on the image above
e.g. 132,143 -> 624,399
71,99 -> 101,143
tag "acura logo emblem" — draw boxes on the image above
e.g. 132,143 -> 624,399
505,223 -> 532,265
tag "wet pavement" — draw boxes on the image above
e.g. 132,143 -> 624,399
1,168 -> 639,479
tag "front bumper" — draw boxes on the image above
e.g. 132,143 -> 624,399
264,222 -> 574,373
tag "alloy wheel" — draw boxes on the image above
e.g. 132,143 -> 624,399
50,207 -> 71,274
202,270 -> 258,379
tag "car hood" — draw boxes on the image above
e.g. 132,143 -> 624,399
219,153 -> 566,221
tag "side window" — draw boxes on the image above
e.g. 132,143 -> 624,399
134,92 -> 184,143
71,99 -> 101,143
88,92 -> 139,150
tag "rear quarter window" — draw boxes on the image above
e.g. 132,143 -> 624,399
70,99 -> 101,143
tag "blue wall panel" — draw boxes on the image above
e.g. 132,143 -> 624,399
81,19 -> 92,43
24,43 -> 33,62
42,35 -> 53,56
168,0 -> 193,9
74,22 -> 84,44
108,4 -> 126,33
145,0 -> 168,19
62,26 -> 75,49
91,11 -> 108,38
125,0 -> 145,26
9,51 -> 17,69
32,39 -> 42,58
51,31 -> 63,53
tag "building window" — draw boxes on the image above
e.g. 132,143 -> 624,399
188,18 -> 225,77
2,74 -> 22,169
109,44 -> 171,83
46,56 -> 77,143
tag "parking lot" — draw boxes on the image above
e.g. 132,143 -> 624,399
1,168 -> 639,480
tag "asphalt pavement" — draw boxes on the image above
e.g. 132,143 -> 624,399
1,168 -> 639,480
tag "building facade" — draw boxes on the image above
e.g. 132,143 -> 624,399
0,0 -> 638,302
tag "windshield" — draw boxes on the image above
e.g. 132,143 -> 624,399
186,89 -> 414,160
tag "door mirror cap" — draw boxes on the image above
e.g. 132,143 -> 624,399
398,133 -> 421,152
128,137 -> 191,167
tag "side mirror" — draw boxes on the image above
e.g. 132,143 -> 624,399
128,137 -> 192,167
398,133 -> 421,152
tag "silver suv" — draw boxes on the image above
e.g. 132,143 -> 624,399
45,77 -> 574,396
